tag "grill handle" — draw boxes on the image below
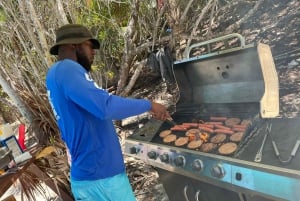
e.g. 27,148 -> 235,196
291,140 -> 300,157
195,190 -> 201,201
184,185 -> 202,201
183,185 -> 191,201
184,33 -> 246,58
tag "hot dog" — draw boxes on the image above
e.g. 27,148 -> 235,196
199,126 -> 214,133
182,123 -> 199,127
214,124 -> 231,130
214,129 -> 234,135
205,121 -> 224,125
232,124 -> 248,129
179,124 -> 191,129
171,125 -> 187,131
210,117 -> 228,121
199,123 -> 214,128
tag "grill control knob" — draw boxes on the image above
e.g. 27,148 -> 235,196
211,164 -> 225,178
174,155 -> 185,167
147,151 -> 158,159
192,159 -> 204,172
129,146 -> 139,154
159,153 -> 170,163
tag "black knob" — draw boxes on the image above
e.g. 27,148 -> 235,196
147,151 -> 158,159
174,156 -> 185,167
192,159 -> 204,172
159,153 -> 169,163
235,172 -> 242,181
129,146 -> 139,154
211,165 -> 225,178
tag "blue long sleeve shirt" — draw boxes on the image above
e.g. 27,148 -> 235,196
46,59 -> 151,180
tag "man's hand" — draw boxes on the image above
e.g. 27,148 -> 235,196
150,102 -> 171,121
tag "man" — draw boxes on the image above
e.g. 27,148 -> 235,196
46,24 -> 171,201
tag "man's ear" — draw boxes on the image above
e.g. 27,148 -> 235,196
73,44 -> 81,51
72,44 -> 78,53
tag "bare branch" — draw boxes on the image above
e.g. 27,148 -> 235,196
117,0 -> 139,95
55,0 -> 69,24
120,60 -> 147,97
184,0 -> 215,57
206,0 -> 218,37
26,0 -> 52,66
152,4 -> 167,51
223,0 -> 264,34
179,0 -> 195,24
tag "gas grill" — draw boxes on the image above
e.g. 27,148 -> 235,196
124,34 -> 300,201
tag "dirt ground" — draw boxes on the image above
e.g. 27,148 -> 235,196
120,0 -> 300,200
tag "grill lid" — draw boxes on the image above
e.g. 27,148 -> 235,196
173,34 -> 279,118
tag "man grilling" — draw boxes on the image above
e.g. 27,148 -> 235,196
46,24 -> 171,201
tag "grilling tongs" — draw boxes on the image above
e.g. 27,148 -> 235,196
271,130 -> 300,164
254,123 -> 272,162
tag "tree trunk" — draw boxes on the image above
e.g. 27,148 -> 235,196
116,0 -> 139,95
26,0 -> 53,67
183,0 -> 215,57
0,70 -> 34,124
120,60 -> 147,97
55,0 -> 69,24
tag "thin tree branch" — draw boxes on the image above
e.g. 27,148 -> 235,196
120,60 -> 147,97
223,0 -> 264,34
179,0 -> 195,25
184,0 -> 215,57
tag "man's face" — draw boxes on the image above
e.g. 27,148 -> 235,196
75,40 -> 96,72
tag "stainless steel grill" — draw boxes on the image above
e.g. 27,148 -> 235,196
124,34 -> 300,201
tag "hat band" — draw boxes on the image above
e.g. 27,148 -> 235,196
56,32 -> 91,42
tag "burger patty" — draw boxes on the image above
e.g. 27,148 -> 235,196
230,132 -> 244,142
210,134 -> 226,144
225,118 -> 241,126
175,137 -> 189,146
200,143 -> 217,152
159,130 -> 172,138
163,134 -> 177,143
187,140 -> 203,149
218,142 -> 237,155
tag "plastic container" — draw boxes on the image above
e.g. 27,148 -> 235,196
1,136 -> 23,159
18,124 -> 26,151
0,147 -> 13,170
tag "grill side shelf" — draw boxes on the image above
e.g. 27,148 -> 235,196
126,119 -> 163,142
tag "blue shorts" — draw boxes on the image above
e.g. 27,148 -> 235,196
71,172 -> 136,201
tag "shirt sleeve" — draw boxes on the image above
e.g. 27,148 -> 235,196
56,60 -> 152,120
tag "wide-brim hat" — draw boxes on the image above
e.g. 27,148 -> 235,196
50,24 -> 100,55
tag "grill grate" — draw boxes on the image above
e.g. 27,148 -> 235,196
150,104 -> 262,157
